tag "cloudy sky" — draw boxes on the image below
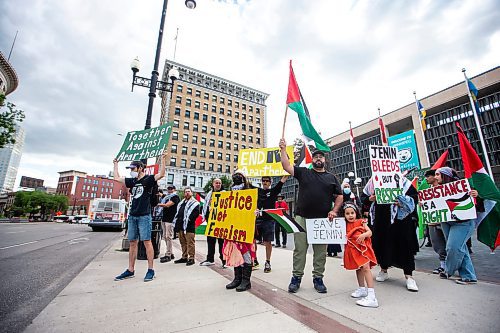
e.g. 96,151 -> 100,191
1,0 -> 499,188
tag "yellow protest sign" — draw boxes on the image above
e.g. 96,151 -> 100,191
237,146 -> 294,177
205,189 -> 257,244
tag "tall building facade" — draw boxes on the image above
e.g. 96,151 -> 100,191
19,176 -> 44,190
0,125 -> 25,193
325,66 -> 500,188
0,51 -> 18,96
157,60 -> 268,192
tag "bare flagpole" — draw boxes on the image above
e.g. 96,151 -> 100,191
349,121 -> 360,197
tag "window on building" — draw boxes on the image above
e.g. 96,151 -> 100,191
186,99 -> 192,107
249,136 -> 253,143
193,124 -> 198,132
249,106 -> 253,112
175,107 -> 181,115
227,120 -> 232,127
182,134 -> 188,142
218,140 -> 223,148
170,157 -> 177,166
217,164 -> 222,172
226,142 -> 231,149
190,161 -> 196,169
202,125 -> 207,133
200,161 -> 205,170
256,107 -> 260,114
242,113 -> 246,121
235,111 -> 239,119
182,146 -> 188,155
181,159 -> 187,168
204,92 -> 209,100
209,151 -> 215,158
211,105 -> 216,112
196,90 -> 201,97
176,96 -> 182,104
234,132 -> 239,140
256,117 -> 260,124
227,109 -> 232,117
200,149 -> 206,157
218,129 -> 223,137
233,143 -> 239,151
212,95 -> 217,102
185,110 -> 191,117
220,97 -> 225,104
242,103 -> 246,110
184,122 -> 189,130
194,112 -> 199,120
225,165 -> 230,173
167,174 -> 174,184
173,120 -> 179,128
235,101 -> 239,108
210,128 -> 215,135
192,135 -> 198,144
171,144 -> 177,153
172,132 -> 178,140
191,147 -> 197,156
182,175 -> 188,186
256,128 -> 260,134
210,139 -> 215,147
234,155 -> 238,162
176,84 -> 183,92
195,101 -> 200,109
209,163 -> 214,171
203,103 -> 208,111
256,137 -> 260,144
219,107 -> 224,115
211,116 -> 216,124
201,137 -> 206,145
219,118 -> 224,126
187,87 -> 192,95
197,177 -> 203,188
242,134 -> 246,141
226,130 -> 231,138
202,114 -> 208,122
242,124 -> 246,131
234,121 -> 239,129
226,154 -> 231,161
249,125 -> 253,132
228,99 -> 232,106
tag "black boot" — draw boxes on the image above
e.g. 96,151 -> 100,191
236,263 -> 252,292
226,266 -> 242,289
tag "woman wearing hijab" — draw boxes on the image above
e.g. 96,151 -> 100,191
435,167 -> 478,284
224,170 -> 256,292
361,175 -> 420,292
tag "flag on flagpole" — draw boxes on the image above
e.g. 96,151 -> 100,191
378,116 -> 388,145
350,126 -> 356,153
195,193 -> 206,235
295,139 -> 313,168
416,99 -> 427,131
431,148 -> 450,170
467,78 -> 481,113
287,61 -> 330,152
265,208 -> 305,233
456,123 -> 500,251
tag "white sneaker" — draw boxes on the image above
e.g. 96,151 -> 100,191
375,271 -> 389,282
351,287 -> 368,298
199,260 -> 215,266
406,277 -> 419,292
356,296 -> 379,308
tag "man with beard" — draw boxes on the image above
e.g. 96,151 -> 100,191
173,187 -> 200,266
279,139 -> 343,293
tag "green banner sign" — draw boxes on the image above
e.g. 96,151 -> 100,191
116,123 -> 172,161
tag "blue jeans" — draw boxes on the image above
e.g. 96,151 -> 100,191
441,220 -> 476,280
128,215 -> 152,241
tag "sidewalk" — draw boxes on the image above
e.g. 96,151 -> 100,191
25,235 -> 500,333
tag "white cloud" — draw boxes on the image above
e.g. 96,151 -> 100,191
0,0 -> 498,188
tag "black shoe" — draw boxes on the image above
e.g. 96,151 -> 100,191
282,244 -> 286,248
160,255 -> 172,263
332,252 -> 338,257
236,264 -> 252,292
439,272 -> 450,279
186,259 -> 195,266
432,267 -> 444,274
274,244 -> 281,248
425,242 -> 432,247
313,277 -> 327,293
226,266 -> 243,289
288,275 -> 302,293
174,258 -> 188,264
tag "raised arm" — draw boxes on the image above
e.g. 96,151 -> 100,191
279,138 -> 294,176
113,158 -> 125,184
155,150 -> 169,181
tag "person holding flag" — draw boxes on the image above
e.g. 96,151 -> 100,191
279,139 -> 343,293
274,194 -> 289,248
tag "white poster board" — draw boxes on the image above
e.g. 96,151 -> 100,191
418,179 -> 477,223
306,218 -> 346,244
369,145 -> 404,204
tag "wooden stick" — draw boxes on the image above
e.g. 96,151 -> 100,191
282,104 -> 288,138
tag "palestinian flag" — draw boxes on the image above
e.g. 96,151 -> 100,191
265,208 -> 305,233
287,61 -> 330,152
195,193 -> 206,235
431,148 -> 450,170
294,139 -> 313,168
457,123 -> 500,251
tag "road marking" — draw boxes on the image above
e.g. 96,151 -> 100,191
68,237 -> 89,245
5,230 -> 27,234
0,240 -> 39,250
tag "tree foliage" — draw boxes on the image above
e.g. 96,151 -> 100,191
203,175 -> 232,193
0,93 -> 25,148
10,191 -> 68,219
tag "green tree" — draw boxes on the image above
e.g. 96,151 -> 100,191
11,191 -> 68,219
0,93 -> 25,148
203,175 -> 232,193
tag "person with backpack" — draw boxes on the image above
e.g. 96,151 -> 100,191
113,151 -> 168,282
158,185 -> 180,263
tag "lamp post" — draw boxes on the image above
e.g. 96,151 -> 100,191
130,0 -> 196,163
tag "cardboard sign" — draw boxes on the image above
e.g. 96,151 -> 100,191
237,146 -> 294,177
388,130 -> 421,171
306,218 -> 346,244
116,123 -> 172,161
418,179 -> 476,224
369,145 -> 403,204
205,189 -> 258,244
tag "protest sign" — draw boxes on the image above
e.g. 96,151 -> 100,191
144,164 -> 159,175
306,218 -> 346,244
369,145 -> 403,204
115,123 -> 172,161
388,130 -> 421,171
205,189 -> 257,244
418,179 -> 476,224
237,146 -> 294,177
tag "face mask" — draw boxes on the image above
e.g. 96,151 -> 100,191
343,188 -> 351,195
130,171 -> 138,178
232,175 -> 243,185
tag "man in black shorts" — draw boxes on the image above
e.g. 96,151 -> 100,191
256,175 -> 288,273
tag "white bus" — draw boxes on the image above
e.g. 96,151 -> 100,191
88,198 -> 128,231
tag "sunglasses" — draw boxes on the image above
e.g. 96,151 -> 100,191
262,179 -> 271,183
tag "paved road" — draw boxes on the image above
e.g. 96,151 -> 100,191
0,222 -> 121,333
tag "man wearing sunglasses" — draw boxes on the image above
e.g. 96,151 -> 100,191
112,150 -> 168,282
256,175 -> 289,273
